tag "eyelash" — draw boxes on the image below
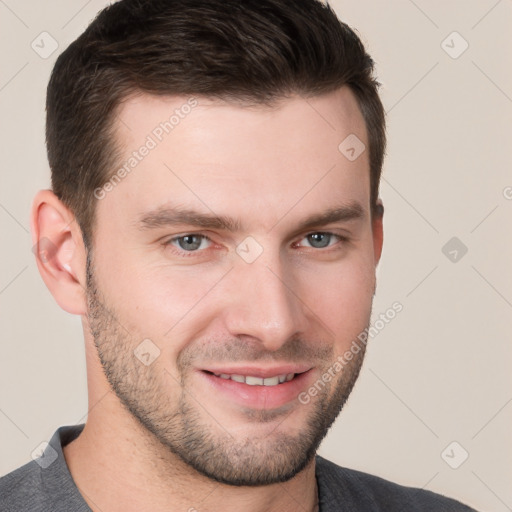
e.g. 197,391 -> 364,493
163,232 -> 348,257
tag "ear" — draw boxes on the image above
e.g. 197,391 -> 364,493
372,199 -> 384,266
30,189 -> 88,315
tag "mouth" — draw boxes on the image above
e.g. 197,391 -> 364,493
197,365 -> 314,410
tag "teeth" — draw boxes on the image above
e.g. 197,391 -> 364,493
246,376 -> 264,386
212,372 -> 296,386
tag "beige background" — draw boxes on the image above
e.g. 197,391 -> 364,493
1,1 -> 511,510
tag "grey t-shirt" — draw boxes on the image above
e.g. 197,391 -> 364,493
0,424 -> 478,511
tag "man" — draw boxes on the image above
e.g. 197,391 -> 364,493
0,0 -> 478,510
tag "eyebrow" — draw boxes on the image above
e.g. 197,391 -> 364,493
135,202 -> 365,233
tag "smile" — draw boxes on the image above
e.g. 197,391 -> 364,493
208,372 -> 298,386
198,367 -> 314,410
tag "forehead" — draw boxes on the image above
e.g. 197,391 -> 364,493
115,88 -> 366,155
99,88 -> 370,234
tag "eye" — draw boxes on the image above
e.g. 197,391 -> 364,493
296,232 -> 345,249
164,231 -> 346,257
166,234 -> 212,252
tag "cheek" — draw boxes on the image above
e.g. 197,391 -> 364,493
96,255 -> 229,353
298,253 -> 375,344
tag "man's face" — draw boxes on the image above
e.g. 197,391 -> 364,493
85,88 -> 382,485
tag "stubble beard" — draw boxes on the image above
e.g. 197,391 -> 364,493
85,251 -> 369,486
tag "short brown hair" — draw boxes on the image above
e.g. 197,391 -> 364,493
46,0 -> 386,251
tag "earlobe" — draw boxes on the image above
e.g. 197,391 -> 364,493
30,189 -> 88,315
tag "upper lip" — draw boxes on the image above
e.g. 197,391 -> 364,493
199,364 -> 313,378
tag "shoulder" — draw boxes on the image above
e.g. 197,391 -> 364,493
0,459 -> 59,512
0,425 -> 88,512
315,455 -> 478,511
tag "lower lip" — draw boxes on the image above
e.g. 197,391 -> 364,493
197,370 -> 314,410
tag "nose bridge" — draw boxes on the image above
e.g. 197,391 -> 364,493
223,250 -> 306,351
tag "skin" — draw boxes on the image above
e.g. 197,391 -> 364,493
31,86 -> 383,512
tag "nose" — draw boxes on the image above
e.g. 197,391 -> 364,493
221,254 -> 308,352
